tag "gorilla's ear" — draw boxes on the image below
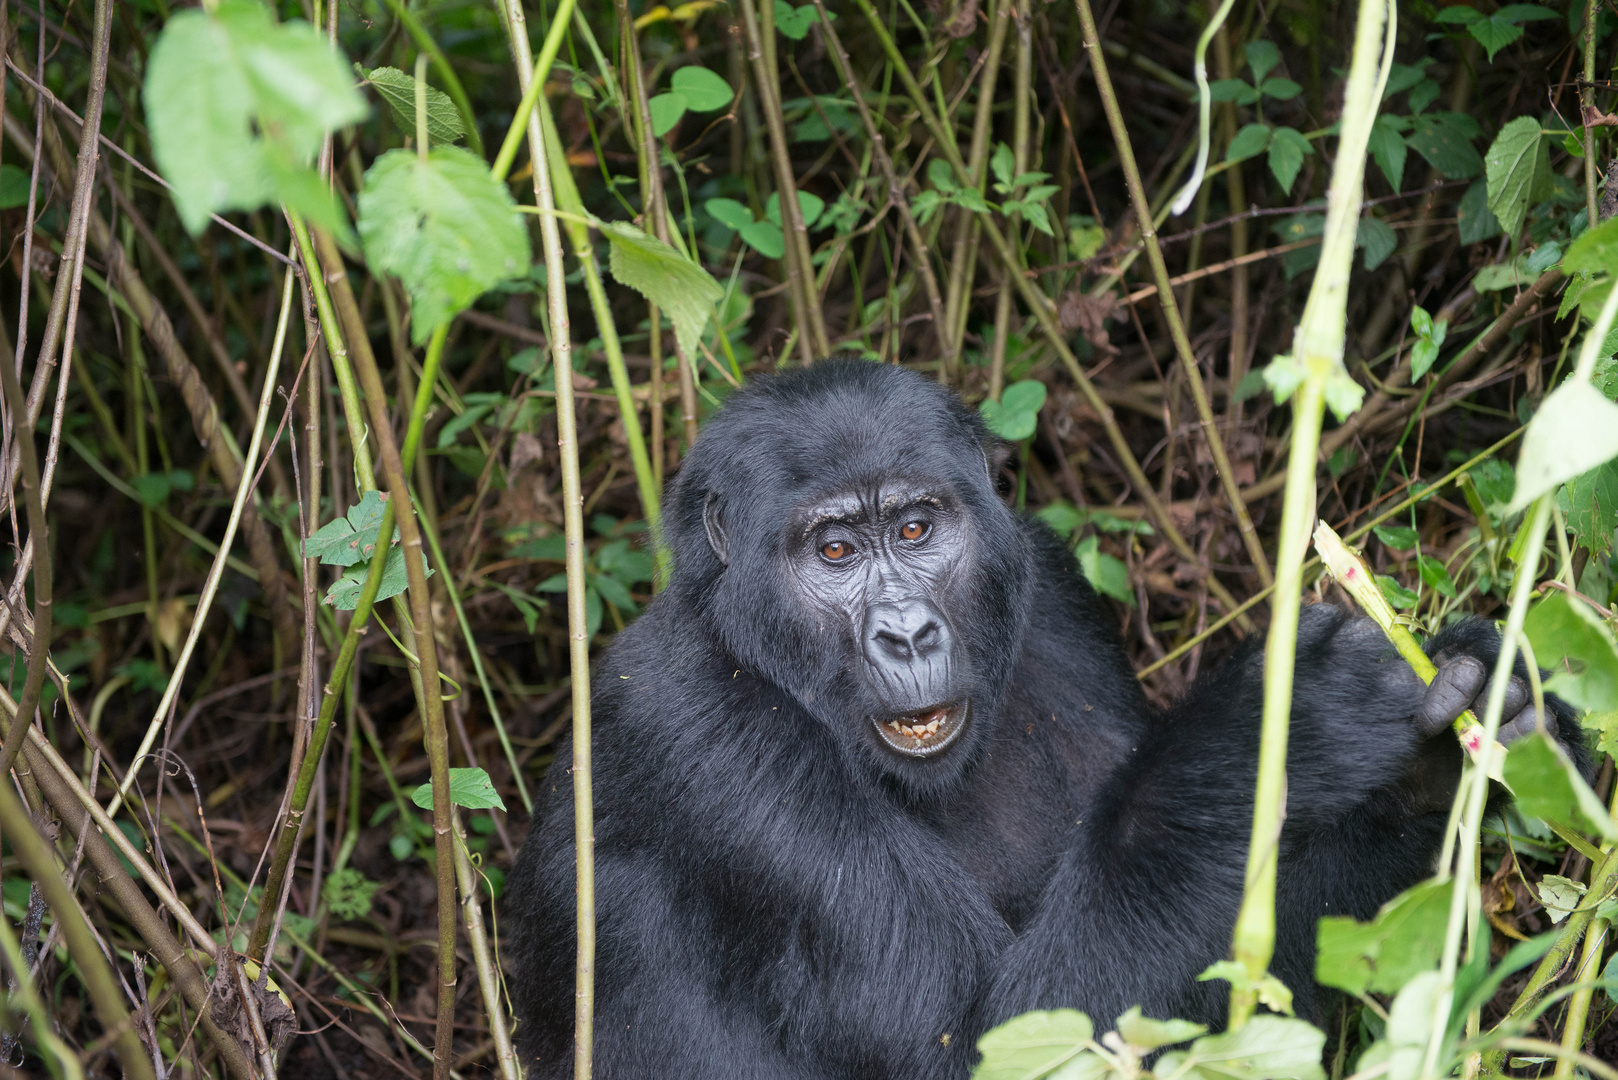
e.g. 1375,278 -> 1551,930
703,492 -> 730,565
983,436 -> 1015,479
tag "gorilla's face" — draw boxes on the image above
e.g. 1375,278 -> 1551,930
669,360 -> 1032,794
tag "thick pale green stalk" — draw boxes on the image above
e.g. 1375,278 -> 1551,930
1226,0 -> 1393,1029
498,1 -> 594,1073
490,0 -> 577,183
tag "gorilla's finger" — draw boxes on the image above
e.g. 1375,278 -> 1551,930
1498,677 -> 1529,721
1415,656 -> 1486,737
1497,704 -> 1558,745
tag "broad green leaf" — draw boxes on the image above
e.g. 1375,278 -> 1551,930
597,538 -> 656,583
325,544 -> 421,608
1470,458 -> 1516,516
322,867 -> 381,921
304,489 -> 397,566
765,190 -> 826,229
365,66 -> 464,144
648,91 -> 687,136
1001,379 -> 1047,416
1468,15 -> 1526,60
1075,537 -> 1134,606
991,143 -> 1015,188
1435,5 -> 1483,24
1502,731 -> 1617,840
1154,1015 -> 1325,1080
1316,879 -> 1449,995
0,164 -> 33,209
1357,217 -> 1397,271
705,196 -> 755,231
671,66 -> 733,112
1508,380 -> 1618,511
1558,461 -> 1618,557
1472,255 -> 1532,292
145,0 -> 367,234
1113,1007 -> 1205,1051
1536,874 -> 1586,923
1418,555 -> 1456,598
1562,214 -> 1618,276
1457,178 -> 1502,243
1523,591 -> 1618,712
1373,524 -> 1419,549
1036,502 -> 1084,537
602,220 -> 723,358
1485,116 -> 1550,242
358,147 -> 530,344
1226,123 -> 1271,164
1267,126 -> 1312,194
1526,241 -> 1561,273
593,572 -> 639,614
1355,971 -> 1444,1079
1261,77 -> 1301,101
1208,79 -> 1261,105
1245,41 -> 1281,83
1406,113 -> 1484,179
1377,574 -> 1419,609
412,766 -> 507,811
971,1009 -> 1094,1080
1368,114 -> 1408,191
740,219 -> 785,258
774,0 -> 820,40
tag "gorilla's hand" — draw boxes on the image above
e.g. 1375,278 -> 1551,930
1282,607 -> 1577,827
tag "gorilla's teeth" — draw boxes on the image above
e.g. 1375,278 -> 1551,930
926,719 -> 940,734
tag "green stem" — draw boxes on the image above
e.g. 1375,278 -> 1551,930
373,0 -> 484,157
490,0 -> 578,183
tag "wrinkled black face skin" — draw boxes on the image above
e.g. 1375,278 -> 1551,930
677,360 -> 1030,794
504,359 -> 1588,1080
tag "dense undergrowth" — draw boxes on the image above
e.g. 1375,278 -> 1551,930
2,0 -> 1618,1076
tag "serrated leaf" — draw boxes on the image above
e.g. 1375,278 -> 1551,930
1509,380 -> 1618,511
358,147 -> 530,344
1407,113 -> 1484,179
1502,730 -> 1617,840
671,65 -> 732,111
1558,461 -> 1618,557
145,0 -> 368,235
601,220 -> 722,358
1317,879 -> 1450,995
1245,40 -> 1281,83
1267,126 -> 1312,194
1369,114 -> 1408,191
1523,590 -> 1618,713
1562,214 -> 1618,277
325,544 -> 423,608
972,1009 -> 1094,1080
1227,123 -> 1272,164
1537,875 -> 1587,923
1357,217 -> 1397,270
1485,116 -> 1548,242
304,489 -> 397,566
1468,16 -> 1525,60
1377,574 -> 1419,609
1155,1015 -> 1325,1080
411,766 -> 507,811
1418,555 -> 1456,597
322,867 -> 381,921
366,66 -> 464,144
648,91 -> 687,136
1113,1007 -> 1205,1052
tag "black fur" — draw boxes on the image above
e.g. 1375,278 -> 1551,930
504,360 -> 1584,1078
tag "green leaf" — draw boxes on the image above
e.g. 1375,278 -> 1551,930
927,158 -> 959,193
1225,124 -> 1270,166
358,147 -> 530,344
1267,126 -> 1312,194
1558,461 -> 1618,557
1411,339 -> 1440,380
1523,590 -> 1618,712
1209,78 -> 1261,105
593,572 -> 639,614
145,0 -> 367,235
774,0 -> 820,39
1418,555 -> 1457,598
1457,178 -> 1503,243
971,1009 -> 1094,1080
671,66 -> 733,112
979,379 -> 1047,442
1562,214 -> 1618,276
1406,113 -> 1484,179
325,544 -> 419,608
1373,524 -> 1419,549
304,490 -> 396,566
411,766 -> 507,811
740,219 -> 785,258
1357,217 -> 1397,271
765,190 -> 826,229
1536,874 -> 1587,923
1485,116 -> 1549,242
1502,731 -> 1618,840
601,220 -> 723,358
1260,77 -> 1302,101
1316,879 -> 1450,995
990,142 -> 1015,189
1508,380 -> 1618,511
365,66 -> 464,144
1196,961 -> 1296,1015
1377,574 -> 1419,609
1468,15 -> 1526,60
1245,40 -> 1281,83
704,196 -> 755,231
1036,501 -> 1084,537
1410,305 -> 1434,340
1435,5 -> 1483,24
1075,537 -> 1134,606
0,164 -> 33,209
648,91 -> 687,136
1154,1015 -> 1326,1080
1113,1007 -> 1205,1052
322,867 -> 381,921
596,538 -> 655,583
1368,114 -> 1408,191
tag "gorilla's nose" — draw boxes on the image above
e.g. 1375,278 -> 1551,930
864,600 -> 952,668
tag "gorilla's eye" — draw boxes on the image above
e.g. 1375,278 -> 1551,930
822,540 -> 851,561
900,521 -> 928,542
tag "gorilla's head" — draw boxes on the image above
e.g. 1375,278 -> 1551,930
667,358 -> 1032,792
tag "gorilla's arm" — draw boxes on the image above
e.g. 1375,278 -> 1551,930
983,605 -> 1586,1030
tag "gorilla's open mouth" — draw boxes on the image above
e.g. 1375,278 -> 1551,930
873,703 -> 968,757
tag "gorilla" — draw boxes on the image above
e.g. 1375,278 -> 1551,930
505,358 -> 1582,1079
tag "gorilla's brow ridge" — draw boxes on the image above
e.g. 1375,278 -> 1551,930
797,487 -> 949,537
